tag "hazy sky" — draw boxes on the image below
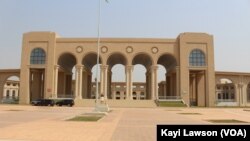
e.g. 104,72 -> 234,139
1,0 -> 250,82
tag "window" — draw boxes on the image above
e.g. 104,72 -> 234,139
189,49 -> 206,66
225,93 -> 229,99
218,93 -> 221,99
12,91 -> 16,98
231,93 -> 235,99
6,90 -> 10,98
30,48 -> 46,64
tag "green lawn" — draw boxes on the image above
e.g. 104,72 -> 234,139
67,116 -> 103,122
207,119 -> 248,123
157,101 -> 187,107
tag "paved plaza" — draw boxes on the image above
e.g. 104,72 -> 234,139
0,105 -> 250,141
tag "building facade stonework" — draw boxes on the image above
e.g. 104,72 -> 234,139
1,32 -> 250,107
3,80 -> 19,100
18,32 -> 215,107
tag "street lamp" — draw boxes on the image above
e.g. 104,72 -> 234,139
95,0 -> 102,107
95,0 -> 109,112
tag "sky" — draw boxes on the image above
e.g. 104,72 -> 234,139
0,0 -> 250,82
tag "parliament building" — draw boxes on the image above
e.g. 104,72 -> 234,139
0,32 -> 250,107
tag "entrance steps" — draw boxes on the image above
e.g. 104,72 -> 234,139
74,99 -> 157,108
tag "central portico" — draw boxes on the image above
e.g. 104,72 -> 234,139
19,32 -> 215,107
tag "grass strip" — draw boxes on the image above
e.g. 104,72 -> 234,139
207,119 -> 247,123
67,115 -> 103,122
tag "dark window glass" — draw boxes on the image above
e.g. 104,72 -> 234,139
189,49 -> 206,66
30,48 -> 46,64
218,93 -> 221,99
6,90 -> 10,98
231,93 -> 235,99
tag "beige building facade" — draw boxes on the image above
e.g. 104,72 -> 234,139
91,82 -> 146,100
3,80 -> 19,100
18,32 -> 216,107
1,31 -> 250,107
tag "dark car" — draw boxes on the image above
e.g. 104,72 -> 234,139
31,99 -> 55,106
56,99 -> 74,107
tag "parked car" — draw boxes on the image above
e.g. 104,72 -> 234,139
31,99 -> 55,106
56,99 -> 74,107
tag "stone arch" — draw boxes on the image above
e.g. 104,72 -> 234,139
132,53 -> 154,100
81,52 -> 103,99
216,78 -> 236,104
58,52 -> 77,71
0,71 -> 20,101
132,52 -> 153,68
82,52 -> 102,70
157,53 -> 177,70
107,52 -> 128,68
215,76 -> 237,84
3,75 -> 20,100
106,52 -> 128,99
2,75 -> 20,84
157,53 -> 178,98
55,53 -> 78,98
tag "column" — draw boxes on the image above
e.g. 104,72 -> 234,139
136,91 -> 140,100
74,67 -> 78,99
82,68 -> 88,99
234,83 -> 239,106
190,74 -> 196,105
79,66 -> 83,99
3,89 -> 7,98
164,73 -> 168,98
146,72 -> 149,99
100,65 -> 108,99
126,65 -> 133,100
74,65 -> 83,99
166,75 -> 171,96
151,65 -> 158,100
197,72 -> 206,106
175,67 -> 180,97
87,73 -> 92,98
242,84 -> 248,106
108,70 -> 112,99
163,82 -> 167,97
147,71 -> 151,99
238,82 -> 244,106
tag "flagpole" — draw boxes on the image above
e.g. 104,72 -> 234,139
95,0 -> 101,107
